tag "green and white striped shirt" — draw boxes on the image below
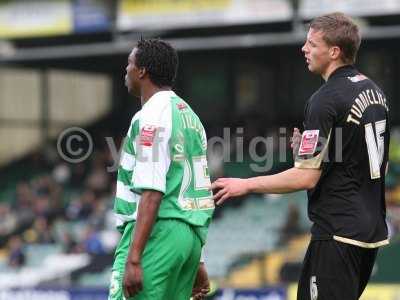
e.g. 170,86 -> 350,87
113,91 -> 214,244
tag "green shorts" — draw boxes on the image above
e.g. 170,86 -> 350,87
108,219 -> 202,300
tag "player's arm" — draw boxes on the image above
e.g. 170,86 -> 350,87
192,249 -> 210,298
213,168 -> 321,204
213,91 -> 336,205
248,168 -> 321,193
213,126 -> 320,203
243,120 -> 324,193
127,190 -> 162,264
192,262 -> 210,299
124,190 -> 162,297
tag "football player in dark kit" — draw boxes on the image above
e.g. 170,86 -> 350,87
212,12 -> 390,300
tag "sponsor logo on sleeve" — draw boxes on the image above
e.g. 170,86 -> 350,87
298,130 -> 319,156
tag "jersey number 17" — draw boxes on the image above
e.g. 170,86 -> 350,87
365,119 -> 386,179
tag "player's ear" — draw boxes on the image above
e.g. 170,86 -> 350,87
330,46 -> 341,60
138,67 -> 147,79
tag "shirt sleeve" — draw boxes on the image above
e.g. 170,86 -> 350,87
131,103 -> 172,193
295,92 -> 337,169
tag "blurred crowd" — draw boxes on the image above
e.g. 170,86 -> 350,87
0,132 -> 121,269
385,128 -> 400,238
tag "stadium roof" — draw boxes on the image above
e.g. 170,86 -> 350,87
1,25 -> 400,65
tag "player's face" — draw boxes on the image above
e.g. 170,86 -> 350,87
125,48 -> 141,96
302,28 -> 332,75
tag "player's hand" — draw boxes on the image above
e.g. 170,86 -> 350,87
212,178 -> 249,205
123,261 -> 143,298
291,127 -> 302,158
192,262 -> 210,300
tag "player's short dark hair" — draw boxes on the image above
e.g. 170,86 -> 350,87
135,38 -> 178,87
310,12 -> 361,64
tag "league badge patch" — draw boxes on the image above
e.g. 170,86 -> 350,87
299,130 -> 319,156
140,125 -> 157,146
177,102 -> 187,110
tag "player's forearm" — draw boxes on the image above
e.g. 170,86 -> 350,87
127,190 -> 162,264
246,167 -> 320,194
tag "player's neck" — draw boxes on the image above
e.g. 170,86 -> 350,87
140,85 -> 171,106
321,61 -> 347,81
